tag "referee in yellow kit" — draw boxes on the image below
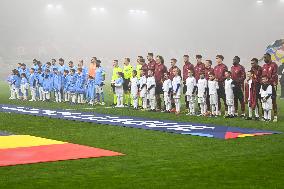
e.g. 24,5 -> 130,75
123,58 -> 133,107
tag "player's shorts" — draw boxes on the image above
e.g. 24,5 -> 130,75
198,97 -> 205,104
210,94 -> 218,105
272,85 -> 277,99
164,93 -> 171,103
155,83 -> 163,95
123,79 -> 130,92
187,95 -> 195,103
262,98 -> 272,110
95,85 -> 103,94
226,98 -> 234,106
111,84 -> 115,93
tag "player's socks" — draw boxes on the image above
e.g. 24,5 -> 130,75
113,94 -> 117,105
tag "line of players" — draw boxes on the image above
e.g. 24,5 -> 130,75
6,53 -> 278,122
111,53 -> 278,122
7,58 -> 106,105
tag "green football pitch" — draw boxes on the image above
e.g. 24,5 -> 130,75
0,81 -> 283,189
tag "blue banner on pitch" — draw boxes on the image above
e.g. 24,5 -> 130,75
0,104 -> 281,139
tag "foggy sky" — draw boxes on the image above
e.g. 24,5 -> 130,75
0,0 -> 283,78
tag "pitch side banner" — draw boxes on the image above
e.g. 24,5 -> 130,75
0,104 -> 280,139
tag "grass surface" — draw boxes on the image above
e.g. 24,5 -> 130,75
0,81 -> 283,189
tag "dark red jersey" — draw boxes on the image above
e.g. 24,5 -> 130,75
148,60 -> 156,72
168,66 -> 180,80
213,63 -> 228,83
141,63 -> 148,76
262,61 -> 278,85
231,64 -> 246,85
194,62 -> 206,80
182,62 -> 194,81
250,65 -> 262,84
245,79 -> 258,109
204,67 -> 214,80
154,63 -> 167,84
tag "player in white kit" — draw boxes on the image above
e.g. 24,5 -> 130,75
147,70 -> 156,111
162,72 -> 172,113
185,69 -> 197,115
197,72 -> 208,116
113,72 -> 124,108
139,70 -> 147,110
208,73 -> 219,117
260,76 -> 273,121
172,68 -> 182,115
224,71 -> 235,118
130,70 -> 139,109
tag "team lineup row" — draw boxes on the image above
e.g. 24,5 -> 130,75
6,53 -> 279,122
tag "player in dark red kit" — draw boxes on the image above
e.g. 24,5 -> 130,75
155,55 -> 168,111
205,60 -> 214,80
250,58 -> 262,103
231,56 -> 246,117
213,55 -> 228,115
194,55 -> 206,81
147,53 -> 156,73
182,55 -> 194,110
262,53 -> 278,122
169,58 -> 180,80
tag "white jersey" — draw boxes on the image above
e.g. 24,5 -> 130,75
139,75 -> 147,98
131,77 -> 139,96
186,76 -> 196,95
225,78 -> 235,100
172,76 -> 182,97
208,80 -> 219,95
147,76 -> 156,97
163,79 -> 172,93
197,78 -> 207,97
260,84 -> 272,98
114,77 -> 124,96
247,79 -> 252,101
260,84 -> 272,110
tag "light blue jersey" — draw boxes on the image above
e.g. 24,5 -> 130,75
12,75 -> 21,88
53,73 -> 63,92
29,73 -> 37,87
76,73 -> 86,94
19,68 -> 30,78
95,67 -> 105,85
86,78 -> 95,101
66,74 -> 77,93
58,65 -> 67,74
43,74 -> 53,92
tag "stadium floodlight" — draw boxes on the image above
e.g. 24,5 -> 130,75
280,0 -> 284,2
47,4 -> 54,9
129,9 -> 147,14
99,7 -> 105,12
56,4 -> 62,9
92,7 -> 97,11
256,0 -> 264,5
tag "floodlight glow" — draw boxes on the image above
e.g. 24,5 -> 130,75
92,7 -> 97,11
56,4 -> 62,9
129,9 -> 135,13
280,0 -> 284,2
47,4 -> 54,9
142,10 -> 147,14
99,7 -> 105,12
135,10 -> 141,13
256,0 -> 264,4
